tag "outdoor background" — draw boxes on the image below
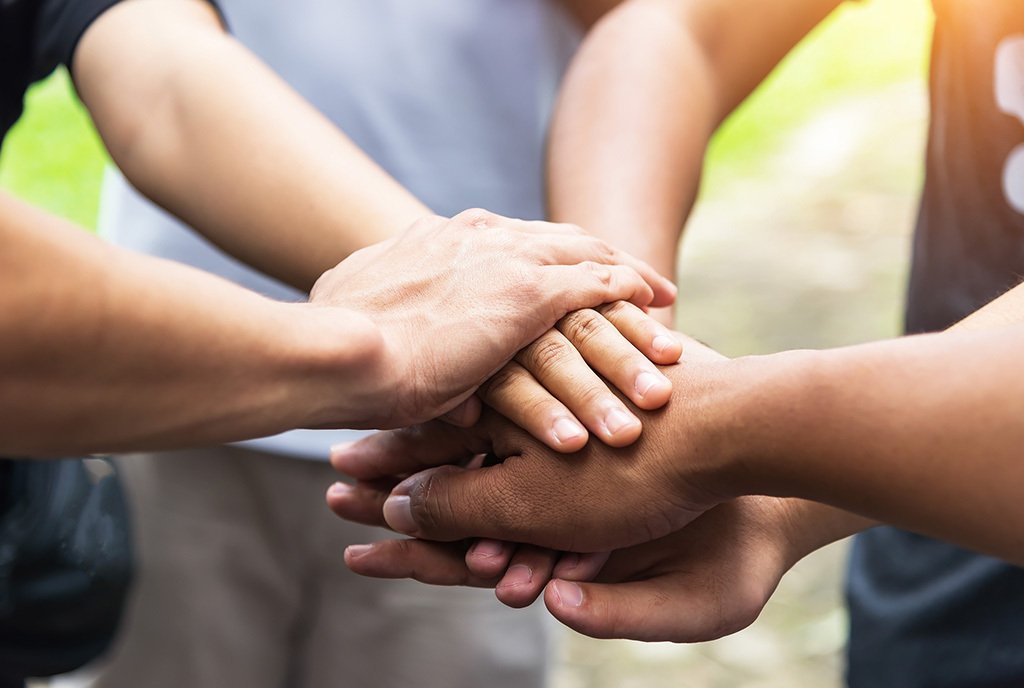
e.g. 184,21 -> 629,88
3,0 -> 933,686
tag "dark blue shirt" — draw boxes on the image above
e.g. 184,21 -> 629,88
847,2 -> 1024,686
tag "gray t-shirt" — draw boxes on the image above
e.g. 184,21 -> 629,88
847,2 -> 1024,686
97,0 -> 580,459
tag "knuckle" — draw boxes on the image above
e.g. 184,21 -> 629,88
409,468 -> 454,535
582,261 -> 613,287
454,207 -> 495,228
559,309 -> 606,349
522,336 -> 572,379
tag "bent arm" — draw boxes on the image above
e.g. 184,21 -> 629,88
0,192 -> 381,457
72,0 -> 429,292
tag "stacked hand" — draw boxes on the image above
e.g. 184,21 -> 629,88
308,209 -> 679,431
325,336 -> 851,642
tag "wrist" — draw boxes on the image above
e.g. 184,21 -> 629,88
272,302 -> 388,428
687,349 -> 821,501
771,498 -> 877,569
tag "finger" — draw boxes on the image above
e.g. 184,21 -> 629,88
540,262 -> 656,312
326,481 -> 390,528
477,360 -> 590,452
512,329 -> 643,447
344,539 -> 498,587
330,423 -> 489,481
438,395 -> 482,427
381,464 -> 536,544
382,460 -> 599,549
556,309 -> 673,413
528,234 -> 677,308
597,301 -> 683,366
495,546 -> 560,609
552,551 -> 612,582
465,539 -> 516,579
545,575 -> 750,643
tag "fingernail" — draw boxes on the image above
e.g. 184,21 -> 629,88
558,553 -> 580,572
604,408 -> 639,435
652,334 -> 675,356
470,539 -> 505,559
383,495 -> 417,535
552,580 -> 584,608
634,371 -> 666,399
328,482 -> 352,497
346,544 -> 372,558
498,564 -> 533,589
553,417 -> 585,445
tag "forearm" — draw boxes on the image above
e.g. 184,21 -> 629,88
726,286 -> 1024,563
548,0 -> 714,284
548,0 -> 844,279
73,0 -> 429,292
0,193 -> 381,456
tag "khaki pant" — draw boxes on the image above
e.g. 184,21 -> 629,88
63,446 -> 550,688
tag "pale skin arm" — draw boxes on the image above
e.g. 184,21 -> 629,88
67,0 -> 685,452
0,191 -> 380,456
2,194 -> 674,457
73,0 -> 427,291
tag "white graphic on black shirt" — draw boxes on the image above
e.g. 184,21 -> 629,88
995,36 -> 1024,215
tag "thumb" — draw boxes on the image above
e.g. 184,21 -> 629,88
382,461 -> 568,547
543,576 -> 759,643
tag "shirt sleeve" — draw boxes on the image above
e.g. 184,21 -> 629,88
28,0 -> 225,83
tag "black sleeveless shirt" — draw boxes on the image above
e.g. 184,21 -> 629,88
0,0 -> 126,147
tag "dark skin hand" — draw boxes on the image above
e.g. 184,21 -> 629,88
339,496 -> 867,643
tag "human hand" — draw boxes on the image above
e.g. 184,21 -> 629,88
442,301 -> 683,451
328,336 -> 739,554
309,209 -> 676,429
340,497 -> 862,642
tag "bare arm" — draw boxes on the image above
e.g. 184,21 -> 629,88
0,191 -> 379,456
3,193 -> 672,457
72,0 -> 428,292
730,285 -> 1024,560
330,281 -> 1024,565
548,0 -> 844,317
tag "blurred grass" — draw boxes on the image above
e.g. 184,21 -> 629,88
0,0 -> 931,230
704,0 -> 932,189
0,70 -> 109,229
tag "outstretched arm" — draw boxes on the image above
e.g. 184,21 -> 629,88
64,0 -> 682,452
2,196 -> 667,456
331,281 -> 1024,566
0,191 -> 378,456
